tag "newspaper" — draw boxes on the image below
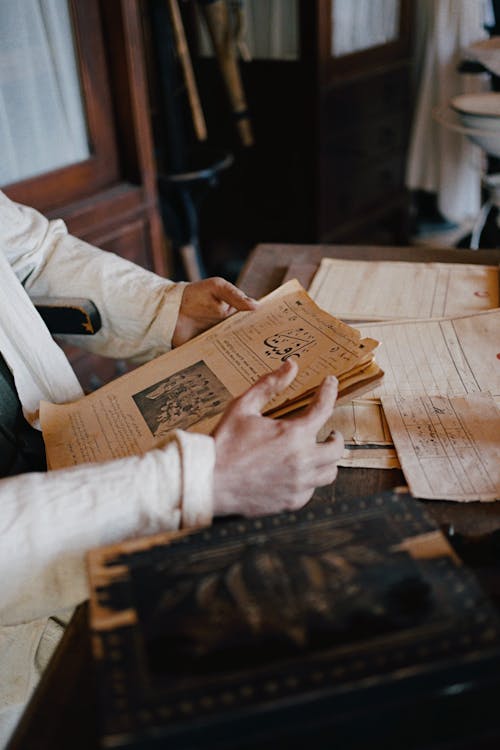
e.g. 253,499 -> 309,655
41,280 -> 382,470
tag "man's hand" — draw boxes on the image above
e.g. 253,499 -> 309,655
172,277 -> 257,347
212,360 -> 344,517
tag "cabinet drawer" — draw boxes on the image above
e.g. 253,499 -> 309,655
84,217 -> 153,270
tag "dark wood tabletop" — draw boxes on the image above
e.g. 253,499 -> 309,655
8,243 -> 500,750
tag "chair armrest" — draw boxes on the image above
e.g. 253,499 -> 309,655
32,297 -> 102,335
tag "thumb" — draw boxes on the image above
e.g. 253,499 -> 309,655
237,359 -> 299,415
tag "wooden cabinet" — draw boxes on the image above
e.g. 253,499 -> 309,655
1,0 -> 168,390
185,0 -> 414,255
314,0 -> 414,243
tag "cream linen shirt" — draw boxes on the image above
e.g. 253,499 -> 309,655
0,191 -> 216,746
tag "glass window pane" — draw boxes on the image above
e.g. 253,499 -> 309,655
331,0 -> 400,57
0,0 -> 90,186
197,0 -> 299,61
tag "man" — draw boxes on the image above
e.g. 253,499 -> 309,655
0,190 -> 343,744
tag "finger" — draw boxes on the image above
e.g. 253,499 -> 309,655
316,431 -> 345,463
236,359 -> 299,414
297,439 -> 343,488
313,463 -> 339,488
298,375 -> 339,433
284,488 -> 315,512
210,278 -> 258,312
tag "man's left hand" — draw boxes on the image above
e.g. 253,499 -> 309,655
172,277 -> 257,347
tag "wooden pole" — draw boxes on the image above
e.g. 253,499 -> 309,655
198,0 -> 254,146
167,0 -> 208,141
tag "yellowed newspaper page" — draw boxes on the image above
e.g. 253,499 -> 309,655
381,393 -> 500,501
309,258 -> 499,321
41,280 -> 379,470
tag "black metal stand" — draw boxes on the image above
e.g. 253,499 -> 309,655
149,0 -> 234,280
158,150 -> 233,280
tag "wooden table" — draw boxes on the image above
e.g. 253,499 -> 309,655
8,243 -> 500,750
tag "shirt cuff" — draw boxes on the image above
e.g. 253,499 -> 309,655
149,281 -> 187,352
174,431 -> 215,529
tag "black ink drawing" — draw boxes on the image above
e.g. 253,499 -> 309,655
264,328 -> 316,361
132,361 -> 232,438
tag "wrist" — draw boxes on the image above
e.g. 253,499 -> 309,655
172,313 -> 191,348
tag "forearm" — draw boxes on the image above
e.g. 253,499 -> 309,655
26,230 -> 187,362
1,190 -> 186,361
0,432 -> 215,626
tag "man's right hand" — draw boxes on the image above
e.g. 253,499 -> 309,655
212,360 -> 344,518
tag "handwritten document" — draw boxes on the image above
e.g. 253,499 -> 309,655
308,259 -> 500,471
381,393 -> 500,501
360,308 -> 500,400
309,259 -> 499,321
41,280 -> 382,470
321,308 -> 500,460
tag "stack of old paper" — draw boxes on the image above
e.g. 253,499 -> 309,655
40,280 -> 383,470
308,258 -> 499,322
308,258 -> 500,501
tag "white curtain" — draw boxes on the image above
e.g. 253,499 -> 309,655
0,0 -> 89,187
331,0 -> 400,57
405,0 -> 493,225
198,0 -> 299,61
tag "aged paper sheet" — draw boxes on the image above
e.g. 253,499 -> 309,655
308,262 -> 499,467
315,400 -> 397,468
309,258 -> 499,321
41,280 -> 382,470
359,308 -> 500,400
324,399 -> 393,445
381,393 -> 500,501
338,446 -> 400,470
328,395 -> 500,469
320,308 -> 500,465
314,404 -> 398,468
